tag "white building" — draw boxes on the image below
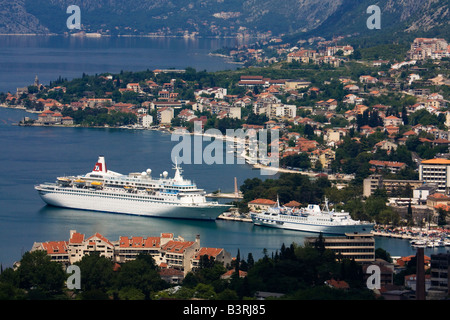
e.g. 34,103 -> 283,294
140,114 -> 153,128
157,107 -> 174,124
31,231 -> 232,277
419,158 -> 450,194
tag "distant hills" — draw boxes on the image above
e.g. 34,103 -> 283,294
0,0 -> 448,43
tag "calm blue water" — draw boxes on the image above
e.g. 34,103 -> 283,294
0,35 -> 240,94
0,108 -> 447,268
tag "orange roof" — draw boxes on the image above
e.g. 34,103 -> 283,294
161,240 -> 195,253
325,279 -> 349,289
284,200 -> 301,207
119,236 -> 160,248
421,158 -> 450,165
69,232 -> 85,244
161,233 -> 174,238
86,233 -> 113,247
41,241 -> 68,254
194,247 -> 223,260
369,160 -> 406,168
249,198 -> 276,205
221,269 -> 248,278
160,268 -> 184,277
428,193 -> 450,201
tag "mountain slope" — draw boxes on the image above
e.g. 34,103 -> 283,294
0,0 -> 448,41
0,0 -> 49,34
308,0 -> 449,39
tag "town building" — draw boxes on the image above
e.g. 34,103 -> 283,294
305,233 -> 376,263
368,160 -> 407,174
408,38 -> 449,60
428,252 -> 450,299
247,198 -> 276,212
31,230 -> 231,279
363,174 -> 423,197
157,107 -> 174,124
192,247 -> 233,272
419,158 -> 450,194
139,114 -> 153,128
36,110 -> 74,126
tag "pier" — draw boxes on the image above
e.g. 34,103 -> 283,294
206,177 -> 243,199
206,192 -> 242,199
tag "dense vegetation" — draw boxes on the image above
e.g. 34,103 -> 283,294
61,107 -> 137,127
0,238 -> 382,300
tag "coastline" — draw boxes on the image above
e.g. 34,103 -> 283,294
0,33 -> 249,40
6,107 -> 348,178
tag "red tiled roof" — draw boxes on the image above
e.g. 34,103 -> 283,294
119,236 -> 160,248
325,279 -> 349,289
249,198 -> 276,205
421,158 -> 450,165
284,200 -> 301,207
41,241 -> 68,254
69,232 -> 85,244
161,240 -> 195,253
369,160 -> 406,168
194,247 -> 223,260
221,269 -> 248,278
428,193 -> 450,201
87,233 -> 113,247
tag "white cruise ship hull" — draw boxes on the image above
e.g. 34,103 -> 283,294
251,213 -> 374,235
36,186 -> 228,220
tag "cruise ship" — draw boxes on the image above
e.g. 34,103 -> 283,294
35,156 -> 230,220
250,198 -> 374,235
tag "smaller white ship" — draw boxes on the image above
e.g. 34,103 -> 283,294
251,197 -> 374,235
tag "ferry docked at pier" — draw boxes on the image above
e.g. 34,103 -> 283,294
35,156 -> 230,220
250,198 -> 374,235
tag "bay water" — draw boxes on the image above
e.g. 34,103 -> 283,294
0,107 -> 445,268
0,35 -> 241,94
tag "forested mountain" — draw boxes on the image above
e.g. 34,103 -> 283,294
0,0 -> 448,41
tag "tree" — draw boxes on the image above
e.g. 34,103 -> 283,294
437,207 -> 449,227
375,248 -> 392,263
114,253 -> 166,299
15,251 -> 66,297
75,252 -> 114,294
406,201 -> 414,226
11,251 -> 67,299
314,233 -> 326,254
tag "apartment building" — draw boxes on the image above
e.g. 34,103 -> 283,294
305,233 -> 376,263
363,174 -> 423,197
31,230 -> 231,277
428,253 -> 450,299
419,158 -> 450,194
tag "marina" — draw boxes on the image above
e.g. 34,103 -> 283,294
371,226 -> 450,249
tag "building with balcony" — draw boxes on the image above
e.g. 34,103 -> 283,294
31,231 -> 231,279
428,253 -> 450,299
419,158 -> 450,194
305,233 -> 375,263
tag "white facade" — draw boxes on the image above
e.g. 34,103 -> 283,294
419,159 -> 450,194
141,114 -> 153,128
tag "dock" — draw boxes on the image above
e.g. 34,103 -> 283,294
217,213 -> 252,223
206,192 -> 242,199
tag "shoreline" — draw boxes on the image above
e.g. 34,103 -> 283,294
7,107 -> 351,179
0,33 -> 253,40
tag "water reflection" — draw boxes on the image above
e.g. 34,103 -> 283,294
0,35 -> 242,93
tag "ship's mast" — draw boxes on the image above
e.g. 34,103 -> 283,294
323,197 -> 330,213
173,158 -> 183,182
